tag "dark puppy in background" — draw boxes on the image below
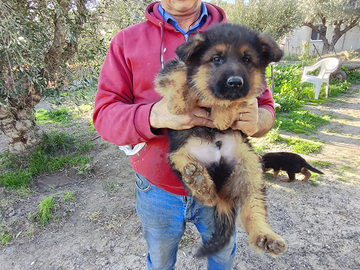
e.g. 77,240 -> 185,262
155,24 -> 286,257
262,152 -> 324,182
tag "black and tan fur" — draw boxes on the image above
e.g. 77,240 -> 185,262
155,24 -> 286,257
262,152 -> 324,182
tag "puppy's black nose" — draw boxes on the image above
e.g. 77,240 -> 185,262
227,76 -> 243,89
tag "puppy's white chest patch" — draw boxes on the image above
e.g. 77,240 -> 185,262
187,133 -> 238,167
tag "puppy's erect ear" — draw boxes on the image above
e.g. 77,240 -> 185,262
259,34 -> 284,64
175,34 -> 206,64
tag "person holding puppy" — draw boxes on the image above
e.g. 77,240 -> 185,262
93,1 -> 276,269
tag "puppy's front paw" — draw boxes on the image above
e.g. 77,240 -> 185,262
250,231 -> 287,256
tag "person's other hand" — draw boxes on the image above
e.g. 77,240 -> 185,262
231,98 -> 259,136
150,95 -> 215,130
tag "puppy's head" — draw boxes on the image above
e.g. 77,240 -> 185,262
175,24 -> 283,102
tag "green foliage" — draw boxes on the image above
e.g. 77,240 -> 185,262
224,0 -> 302,40
342,67 -> 360,83
88,119 -> 96,131
299,41 -> 312,61
269,63 -> 304,111
30,196 -> 56,225
312,160 -> 331,168
276,109 -> 330,135
264,127 -> 283,144
63,191 -> 75,202
0,131 -> 93,189
35,108 -> 73,124
268,62 -> 351,116
273,93 -> 302,112
284,137 -> 323,154
0,169 -> 33,189
0,224 -> 12,245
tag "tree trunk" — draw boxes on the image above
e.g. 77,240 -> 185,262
321,36 -> 332,54
0,88 -> 42,154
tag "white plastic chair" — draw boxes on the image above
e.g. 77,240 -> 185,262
301,58 -> 339,100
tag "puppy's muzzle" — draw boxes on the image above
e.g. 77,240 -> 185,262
227,76 -> 244,89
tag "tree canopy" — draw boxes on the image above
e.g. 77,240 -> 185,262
213,0 -> 360,53
223,0 -> 303,40
301,0 -> 360,53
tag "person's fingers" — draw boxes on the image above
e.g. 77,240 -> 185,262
192,117 -> 216,128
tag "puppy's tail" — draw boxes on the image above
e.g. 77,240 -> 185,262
305,163 -> 324,175
195,203 -> 237,258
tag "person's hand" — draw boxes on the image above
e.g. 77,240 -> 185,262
231,98 -> 259,136
150,95 -> 215,130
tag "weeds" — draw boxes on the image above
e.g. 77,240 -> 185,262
341,66 -> 360,83
0,131 -> 94,189
268,62 -> 352,112
276,109 -> 330,135
312,160 -> 331,168
0,224 -> 12,245
35,108 -> 73,124
284,137 -> 323,154
30,196 -> 56,225
63,191 -> 75,202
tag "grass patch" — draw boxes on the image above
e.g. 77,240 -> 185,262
342,67 -> 360,84
340,165 -> 355,173
312,160 -> 331,168
35,107 -> 74,124
88,119 -> 96,131
284,137 -> 323,154
0,224 -> 12,245
63,191 -> 75,202
0,169 -> 33,189
30,196 -> 56,225
269,62 -> 352,110
0,131 -> 94,189
309,180 -> 319,187
276,109 -> 331,135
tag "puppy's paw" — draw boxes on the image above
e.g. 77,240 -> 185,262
250,231 -> 287,256
181,163 -> 217,206
213,120 -> 232,131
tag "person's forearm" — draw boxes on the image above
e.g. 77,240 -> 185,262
251,107 -> 275,138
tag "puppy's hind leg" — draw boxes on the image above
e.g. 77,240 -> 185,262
300,167 -> 311,181
233,138 -> 287,256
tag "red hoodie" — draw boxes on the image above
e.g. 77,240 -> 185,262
93,2 -> 275,196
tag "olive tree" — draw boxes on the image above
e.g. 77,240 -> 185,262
0,0 -> 93,153
301,0 -> 360,53
220,0 -> 303,40
0,0 -> 150,154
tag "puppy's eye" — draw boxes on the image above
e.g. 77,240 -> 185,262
243,56 -> 251,63
212,56 -> 222,64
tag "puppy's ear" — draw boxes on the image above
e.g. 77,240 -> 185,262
259,34 -> 283,64
175,35 -> 205,64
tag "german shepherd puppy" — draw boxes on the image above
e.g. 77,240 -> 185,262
262,152 -> 324,182
155,24 -> 286,257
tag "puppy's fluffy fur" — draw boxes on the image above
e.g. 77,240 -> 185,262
155,24 -> 286,257
262,152 -> 324,182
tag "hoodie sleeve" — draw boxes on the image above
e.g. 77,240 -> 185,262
92,33 -> 160,146
257,85 -> 275,119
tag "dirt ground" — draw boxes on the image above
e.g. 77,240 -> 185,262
0,85 -> 359,270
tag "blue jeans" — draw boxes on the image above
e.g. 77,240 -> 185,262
135,173 -> 236,270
